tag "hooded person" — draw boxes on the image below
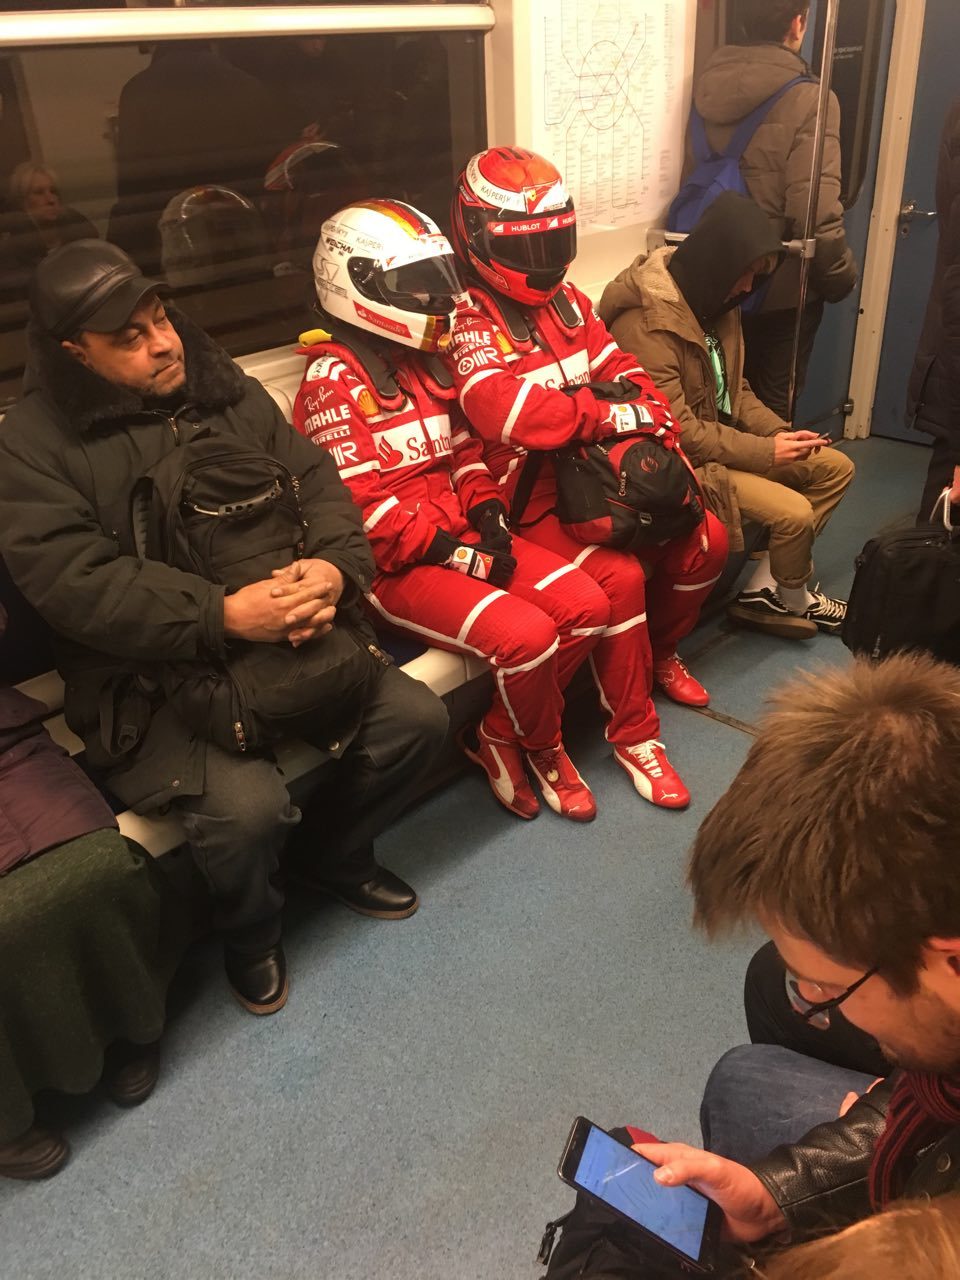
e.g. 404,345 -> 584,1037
598,191 -> 854,641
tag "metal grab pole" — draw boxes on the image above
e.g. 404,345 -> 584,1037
787,0 -> 841,422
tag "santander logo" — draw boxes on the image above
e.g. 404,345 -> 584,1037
354,302 -> 411,339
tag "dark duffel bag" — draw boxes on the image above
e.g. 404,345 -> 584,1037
841,492 -> 960,663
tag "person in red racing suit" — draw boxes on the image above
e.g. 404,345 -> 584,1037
293,198 -> 610,821
446,147 -> 728,809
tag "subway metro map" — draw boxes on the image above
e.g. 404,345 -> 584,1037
529,0 -> 689,233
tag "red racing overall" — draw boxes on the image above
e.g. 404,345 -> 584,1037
447,282 -> 729,750
293,338 -> 610,753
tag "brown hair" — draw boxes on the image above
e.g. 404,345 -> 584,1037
737,2 -> 810,44
759,1195 -> 960,1279
688,654 -> 960,991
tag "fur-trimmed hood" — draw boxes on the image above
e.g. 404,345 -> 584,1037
22,306 -> 247,436
598,245 -> 697,342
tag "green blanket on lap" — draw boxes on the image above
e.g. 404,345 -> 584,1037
0,829 -> 199,1143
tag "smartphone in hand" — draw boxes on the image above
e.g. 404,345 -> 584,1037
558,1117 -> 723,1274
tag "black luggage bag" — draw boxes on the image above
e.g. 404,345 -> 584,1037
841,493 -> 960,662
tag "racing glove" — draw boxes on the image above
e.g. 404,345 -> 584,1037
423,529 -> 516,587
466,499 -> 512,554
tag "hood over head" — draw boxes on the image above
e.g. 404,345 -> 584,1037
667,192 -> 784,325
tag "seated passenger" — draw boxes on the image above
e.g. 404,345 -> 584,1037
0,240 -> 448,1017
0,162 -> 98,299
543,654 -> 960,1277
0,602 -> 167,1181
445,148 -> 728,810
294,201 -> 606,821
599,191 -> 854,640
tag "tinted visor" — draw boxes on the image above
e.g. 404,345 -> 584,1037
486,210 -> 577,274
378,253 -> 463,315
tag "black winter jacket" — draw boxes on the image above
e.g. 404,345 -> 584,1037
0,311 -> 375,812
907,97 -> 960,465
749,1075 -> 960,1248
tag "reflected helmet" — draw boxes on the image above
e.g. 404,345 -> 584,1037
312,200 -> 467,353
159,185 -> 269,288
450,147 -> 577,306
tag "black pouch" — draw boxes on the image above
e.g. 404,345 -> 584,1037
163,630 -> 391,754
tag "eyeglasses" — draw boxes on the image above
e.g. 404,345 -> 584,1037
784,964 -> 879,1030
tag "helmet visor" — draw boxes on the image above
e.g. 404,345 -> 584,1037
378,253 -> 464,315
486,211 -> 577,274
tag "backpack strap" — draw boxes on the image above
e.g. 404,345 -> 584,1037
689,107 -> 712,165
509,451 -> 547,526
725,75 -> 814,160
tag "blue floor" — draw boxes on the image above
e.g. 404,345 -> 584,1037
0,437 -> 931,1280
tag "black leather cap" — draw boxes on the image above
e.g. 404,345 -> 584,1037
30,239 -> 161,339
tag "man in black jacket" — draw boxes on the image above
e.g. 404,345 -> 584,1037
645,654 -> 960,1264
545,654 -> 960,1278
0,240 -> 448,1016
908,95 -> 960,521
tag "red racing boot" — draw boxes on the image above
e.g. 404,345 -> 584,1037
653,653 -> 710,707
460,721 -> 540,819
526,744 -> 597,822
614,740 -> 690,809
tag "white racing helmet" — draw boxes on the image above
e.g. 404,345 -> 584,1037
312,199 -> 467,353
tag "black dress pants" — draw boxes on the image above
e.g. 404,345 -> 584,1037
744,940 -> 891,1078
173,665 -> 448,949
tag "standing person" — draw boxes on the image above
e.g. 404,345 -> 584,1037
908,96 -> 960,522
691,0 -> 857,418
294,200 -> 608,822
447,148 -> 728,810
600,192 -> 854,639
0,240 -> 448,1017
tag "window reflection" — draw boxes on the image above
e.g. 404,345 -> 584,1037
0,30 -> 484,407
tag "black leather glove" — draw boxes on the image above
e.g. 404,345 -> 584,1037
423,529 -> 516,586
467,500 -> 512,553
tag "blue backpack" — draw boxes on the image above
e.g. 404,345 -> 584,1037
666,76 -> 813,313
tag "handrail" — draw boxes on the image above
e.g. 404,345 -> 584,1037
0,3 -> 494,48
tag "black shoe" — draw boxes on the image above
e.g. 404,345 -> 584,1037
103,1039 -> 161,1108
802,587 -> 847,633
224,943 -> 289,1016
298,866 -> 419,919
0,1125 -> 69,1181
727,587 -> 818,639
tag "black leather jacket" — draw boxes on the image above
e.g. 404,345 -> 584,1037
750,1075 -> 960,1239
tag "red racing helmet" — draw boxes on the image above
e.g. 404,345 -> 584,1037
450,146 -> 577,307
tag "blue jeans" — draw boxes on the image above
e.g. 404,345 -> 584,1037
700,1044 -> 877,1166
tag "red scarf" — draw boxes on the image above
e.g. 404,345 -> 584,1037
869,1070 -> 960,1208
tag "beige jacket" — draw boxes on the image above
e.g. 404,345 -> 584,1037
598,247 -> 786,551
693,43 -> 857,312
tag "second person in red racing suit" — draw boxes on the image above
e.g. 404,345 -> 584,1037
447,147 -> 729,809
293,198 -> 611,821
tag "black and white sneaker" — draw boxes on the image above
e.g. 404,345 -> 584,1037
803,587 -> 847,634
727,587 -> 818,640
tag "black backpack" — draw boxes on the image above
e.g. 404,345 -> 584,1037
511,380 -> 704,551
841,498 -> 960,663
132,431 -> 387,754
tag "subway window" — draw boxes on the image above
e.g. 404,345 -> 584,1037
0,28 -> 486,406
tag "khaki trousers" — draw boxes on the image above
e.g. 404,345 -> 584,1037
727,446 -> 855,589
